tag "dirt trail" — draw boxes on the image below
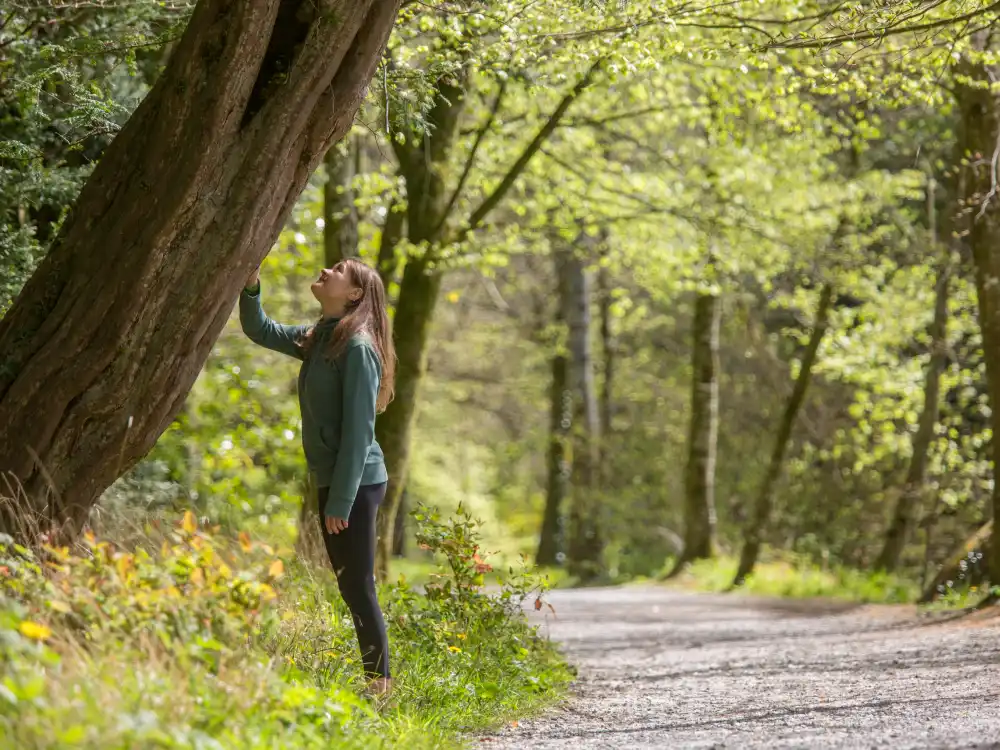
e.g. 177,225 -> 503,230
484,586 -> 1000,749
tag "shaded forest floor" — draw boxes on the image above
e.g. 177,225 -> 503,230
483,586 -> 1000,749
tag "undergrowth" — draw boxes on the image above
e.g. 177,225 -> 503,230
0,504 -> 569,749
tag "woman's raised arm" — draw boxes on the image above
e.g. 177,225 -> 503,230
239,269 -> 308,360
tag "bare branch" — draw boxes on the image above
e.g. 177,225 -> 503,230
453,57 -> 604,243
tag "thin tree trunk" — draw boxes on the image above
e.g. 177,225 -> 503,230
377,196 -> 406,293
667,291 -> 721,577
391,487 -> 407,557
876,209 -> 949,572
323,136 -> 359,265
733,283 -> 834,586
372,61 -> 469,579
536,328 -> 570,567
296,472 -> 327,567
598,256 -> 615,446
0,0 -> 401,539
561,245 -> 602,581
374,258 -> 443,578
956,38 -> 1000,588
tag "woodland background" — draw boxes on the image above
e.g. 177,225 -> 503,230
2,2 -> 1000,742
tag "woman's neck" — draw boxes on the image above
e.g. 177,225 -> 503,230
321,302 -> 347,319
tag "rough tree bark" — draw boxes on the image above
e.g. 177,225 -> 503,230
876,197 -> 949,573
733,283 -> 834,586
956,36 -> 1000,588
0,0 -> 402,538
667,290 -> 721,577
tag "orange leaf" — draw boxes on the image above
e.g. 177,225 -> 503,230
181,510 -> 197,534
534,597 -> 543,611
269,559 -> 284,579
238,531 -> 253,552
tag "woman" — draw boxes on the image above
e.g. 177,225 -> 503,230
240,258 -> 395,696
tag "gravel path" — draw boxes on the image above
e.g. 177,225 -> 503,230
484,586 -> 1000,749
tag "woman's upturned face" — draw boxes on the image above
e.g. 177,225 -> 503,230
311,261 -> 360,311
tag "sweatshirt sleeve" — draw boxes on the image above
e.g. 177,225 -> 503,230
239,284 -> 308,360
324,341 -> 381,519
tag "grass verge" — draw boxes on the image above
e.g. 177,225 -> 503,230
0,504 -> 570,749
664,553 -> 919,603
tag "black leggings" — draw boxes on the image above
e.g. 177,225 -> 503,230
317,483 -> 390,679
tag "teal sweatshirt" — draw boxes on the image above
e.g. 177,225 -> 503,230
239,284 -> 388,520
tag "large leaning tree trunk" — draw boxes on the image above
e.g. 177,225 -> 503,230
733,283 -> 834,587
875,206 -> 949,573
666,289 -> 721,577
958,39 -> 1000,589
0,0 -> 403,539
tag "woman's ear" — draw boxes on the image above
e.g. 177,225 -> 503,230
349,287 -> 363,302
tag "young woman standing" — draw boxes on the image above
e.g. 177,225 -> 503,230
240,259 -> 395,696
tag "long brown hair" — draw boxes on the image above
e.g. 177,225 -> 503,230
300,258 -> 396,412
